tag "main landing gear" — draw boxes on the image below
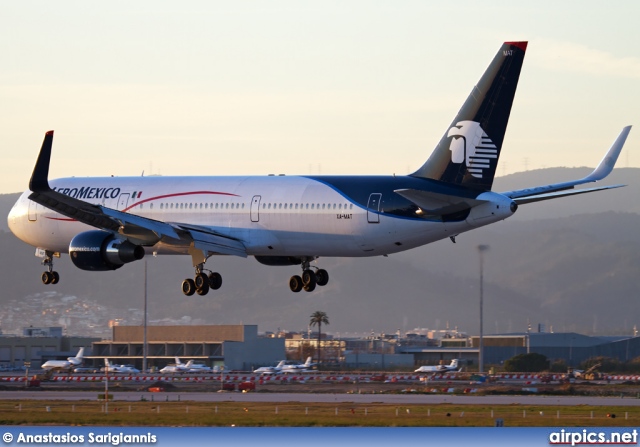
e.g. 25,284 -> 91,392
181,264 -> 222,296
289,260 -> 329,293
41,252 -> 60,285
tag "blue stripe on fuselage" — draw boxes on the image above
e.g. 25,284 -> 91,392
303,175 -> 481,222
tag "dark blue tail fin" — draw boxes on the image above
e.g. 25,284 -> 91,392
411,42 -> 527,191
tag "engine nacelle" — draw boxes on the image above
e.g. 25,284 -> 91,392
254,256 -> 303,266
69,230 -> 145,271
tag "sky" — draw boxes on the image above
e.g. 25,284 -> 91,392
1,0 -> 639,194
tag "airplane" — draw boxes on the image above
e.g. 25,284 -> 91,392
253,360 -> 286,375
171,357 -> 215,373
41,347 -> 85,371
7,42 -> 632,296
159,359 -> 193,374
280,356 -> 316,373
102,359 -> 140,374
176,357 -> 214,373
414,359 -> 460,373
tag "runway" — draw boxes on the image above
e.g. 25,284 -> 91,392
3,390 -> 640,406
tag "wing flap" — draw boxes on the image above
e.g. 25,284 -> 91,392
179,224 -> 247,257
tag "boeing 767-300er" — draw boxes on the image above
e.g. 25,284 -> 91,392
7,42 -> 632,295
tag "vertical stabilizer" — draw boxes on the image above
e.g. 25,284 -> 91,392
411,42 -> 527,191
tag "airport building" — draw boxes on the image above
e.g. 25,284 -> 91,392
470,332 -> 640,367
0,326 -> 98,369
89,324 -> 285,371
2,324 -> 640,372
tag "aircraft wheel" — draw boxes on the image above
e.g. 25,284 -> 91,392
208,272 -> 222,290
302,269 -> 316,287
196,281 -> 210,296
41,271 -> 53,285
181,278 -> 196,296
289,275 -> 303,293
51,271 -> 60,284
302,269 -> 316,292
194,272 -> 209,289
315,269 -> 329,286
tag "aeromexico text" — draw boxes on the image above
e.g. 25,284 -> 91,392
52,186 -> 121,200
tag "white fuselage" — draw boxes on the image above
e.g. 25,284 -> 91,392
8,175 -> 515,260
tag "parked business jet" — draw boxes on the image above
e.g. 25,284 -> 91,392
253,360 -> 286,375
41,347 -> 85,371
7,42 -> 631,296
158,358 -> 191,373
172,357 -> 214,373
415,359 -> 460,373
102,359 -> 140,374
281,356 -> 316,373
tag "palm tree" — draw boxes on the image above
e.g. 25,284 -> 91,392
309,311 -> 329,365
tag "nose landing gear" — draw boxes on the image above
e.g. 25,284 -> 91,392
40,252 -> 60,285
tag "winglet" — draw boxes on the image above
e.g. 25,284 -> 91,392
29,130 -> 54,193
582,125 -> 632,182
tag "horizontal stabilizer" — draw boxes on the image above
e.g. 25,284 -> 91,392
503,126 -> 631,202
394,189 -> 486,216
513,184 -> 625,204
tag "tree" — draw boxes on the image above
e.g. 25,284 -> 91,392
503,353 -> 549,372
309,311 -> 329,365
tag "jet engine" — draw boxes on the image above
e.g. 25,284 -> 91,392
69,230 -> 145,271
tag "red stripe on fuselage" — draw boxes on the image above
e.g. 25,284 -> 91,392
44,190 -> 239,222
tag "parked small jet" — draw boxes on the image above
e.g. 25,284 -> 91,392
253,360 -> 286,375
172,357 -> 214,373
102,359 -> 140,374
8,41 -> 631,296
281,357 -> 316,373
41,347 -> 85,372
159,359 -> 193,374
415,359 -> 460,373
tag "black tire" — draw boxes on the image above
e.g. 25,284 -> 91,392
51,271 -> 60,285
315,269 -> 329,286
194,272 -> 208,289
196,281 -> 209,295
208,272 -> 222,290
302,269 -> 316,287
181,278 -> 196,296
289,275 -> 303,293
303,281 -> 316,292
41,271 -> 52,285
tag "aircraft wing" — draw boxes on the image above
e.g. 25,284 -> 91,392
28,131 -> 248,257
502,126 -> 631,205
393,189 -> 487,216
